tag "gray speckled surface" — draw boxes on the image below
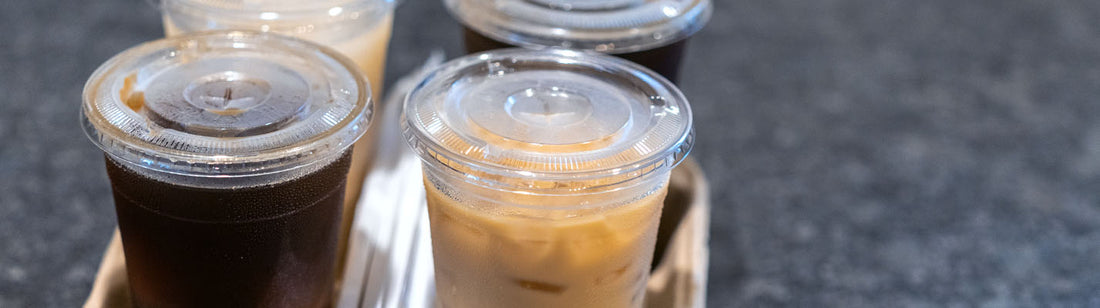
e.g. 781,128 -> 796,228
3,0 -> 1100,306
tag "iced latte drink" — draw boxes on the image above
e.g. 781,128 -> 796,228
403,49 -> 694,307
160,0 -> 394,100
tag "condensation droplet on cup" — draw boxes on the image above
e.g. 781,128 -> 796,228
649,96 -> 667,107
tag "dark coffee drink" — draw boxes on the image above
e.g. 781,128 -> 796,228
463,27 -> 688,84
82,31 -> 371,307
445,0 -> 711,86
107,152 -> 350,308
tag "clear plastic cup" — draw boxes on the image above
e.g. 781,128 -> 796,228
160,0 -> 394,97
157,0 -> 397,268
443,0 -> 712,83
81,31 -> 371,307
403,48 -> 693,307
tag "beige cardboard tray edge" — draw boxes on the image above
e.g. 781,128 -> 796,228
84,158 -> 710,308
85,52 -> 711,306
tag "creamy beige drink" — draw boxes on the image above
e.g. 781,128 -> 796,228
162,12 -> 392,99
425,177 -> 667,307
403,49 -> 695,307
159,0 -> 395,278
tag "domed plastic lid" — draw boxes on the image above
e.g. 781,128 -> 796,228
403,48 -> 693,191
82,31 -> 371,186
445,0 -> 712,53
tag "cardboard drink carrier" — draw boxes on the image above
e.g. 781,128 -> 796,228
85,55 -> 712,308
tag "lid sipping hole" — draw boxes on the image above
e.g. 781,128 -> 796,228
184,73 -> 273,116
143,66 -> 313,138
459,70 -> 634,150
505,86 -> 593,128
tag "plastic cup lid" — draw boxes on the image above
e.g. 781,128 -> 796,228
403,48 -> 693,192
445,0 -> 712,53
82,31 -> 371,186
162,0 -> 395,28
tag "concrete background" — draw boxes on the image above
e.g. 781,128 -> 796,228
3,0 -> 1100,306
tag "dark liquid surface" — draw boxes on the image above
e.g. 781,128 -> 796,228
462,27 -> 688,84
106,152 -> 351,308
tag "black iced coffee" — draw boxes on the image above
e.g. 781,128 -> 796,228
444,0 -> 712,83
105,153 -> 350,307
82,31 -> 371,307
